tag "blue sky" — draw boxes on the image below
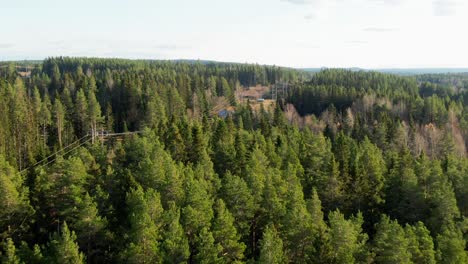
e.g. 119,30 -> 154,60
1,0 -> 467,68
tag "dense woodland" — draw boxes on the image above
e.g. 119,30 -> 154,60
0,58 -> 466,263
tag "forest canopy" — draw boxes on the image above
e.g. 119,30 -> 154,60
0,57 -> 466,263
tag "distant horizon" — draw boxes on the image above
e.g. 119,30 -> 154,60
2,57 -> 468,73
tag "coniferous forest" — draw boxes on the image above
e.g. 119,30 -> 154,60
0,57 -> 467,263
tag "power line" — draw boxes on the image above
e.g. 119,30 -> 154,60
20,130 -> 145,173
37,136 -> 94,170
19,134 -> 91,174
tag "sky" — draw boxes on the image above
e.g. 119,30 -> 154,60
1,0 -> 468,68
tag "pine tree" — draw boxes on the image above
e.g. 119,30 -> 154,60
104,103 -> 114,132
167,88 -> 186,118
416,153 -> 431,200
0,155 -> 33,240
307,189 -> 327,234
165,122 -> 186,162
87,90 -> 102,142
321,154 -> 343,211
144,91 -> 167,129
188,123 -> 208,165
74,89 -> 88,137
405,222 -> 436,264
212,199 -> 245,262
32,87 -> 42,147
273,102 -> 286,129
33,156 -> 88,230
181,173 -> 213,241
245,147 -> 269,205
220,173 -> 256,240
353,137 -> 385,216
436,223 -> 467,264
281,173 -> 315,263
260,172 -> 286,226
45,222 -> 85,264
162,203 -> 190,264
233,131 -> 248,176
328,210 -> 368,264
195,227 -> 223,264
17,242 -> 43,264
1,238 -> 21,264
211,119 -> 235,176
444,154 -> 468,216
39,92 -> 52,151
373,215 -> 411,264
53,97 -> 65,148
73,193 -> 108,262
426,160 -> 460,233
299,130 -> 332,199
333,132 -> 357,209
124,187 -> 162,264
385,148 -> 425,223
258,225 -> 286,264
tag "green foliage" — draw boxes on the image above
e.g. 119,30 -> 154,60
195,227 -> 223,264
0,155 -> 34,240
373,215 -> 411,264
124,187 -> 162,264
17,242 -> 43,264
354,138 -> 386,210
45,222 -> 85,264
221,173 -> 256,240
0,59 -> 466,263
258,225 -> 286,264
405,222 -> 436,264
182,171 -> 213,240
281,172 -> 316,262
1,238 -> 21,264
328,210 -> 368,264
212,199 -> 246,262
162,203 -> 190,264
426,160 -> 460,233
436,223 -> 467,264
